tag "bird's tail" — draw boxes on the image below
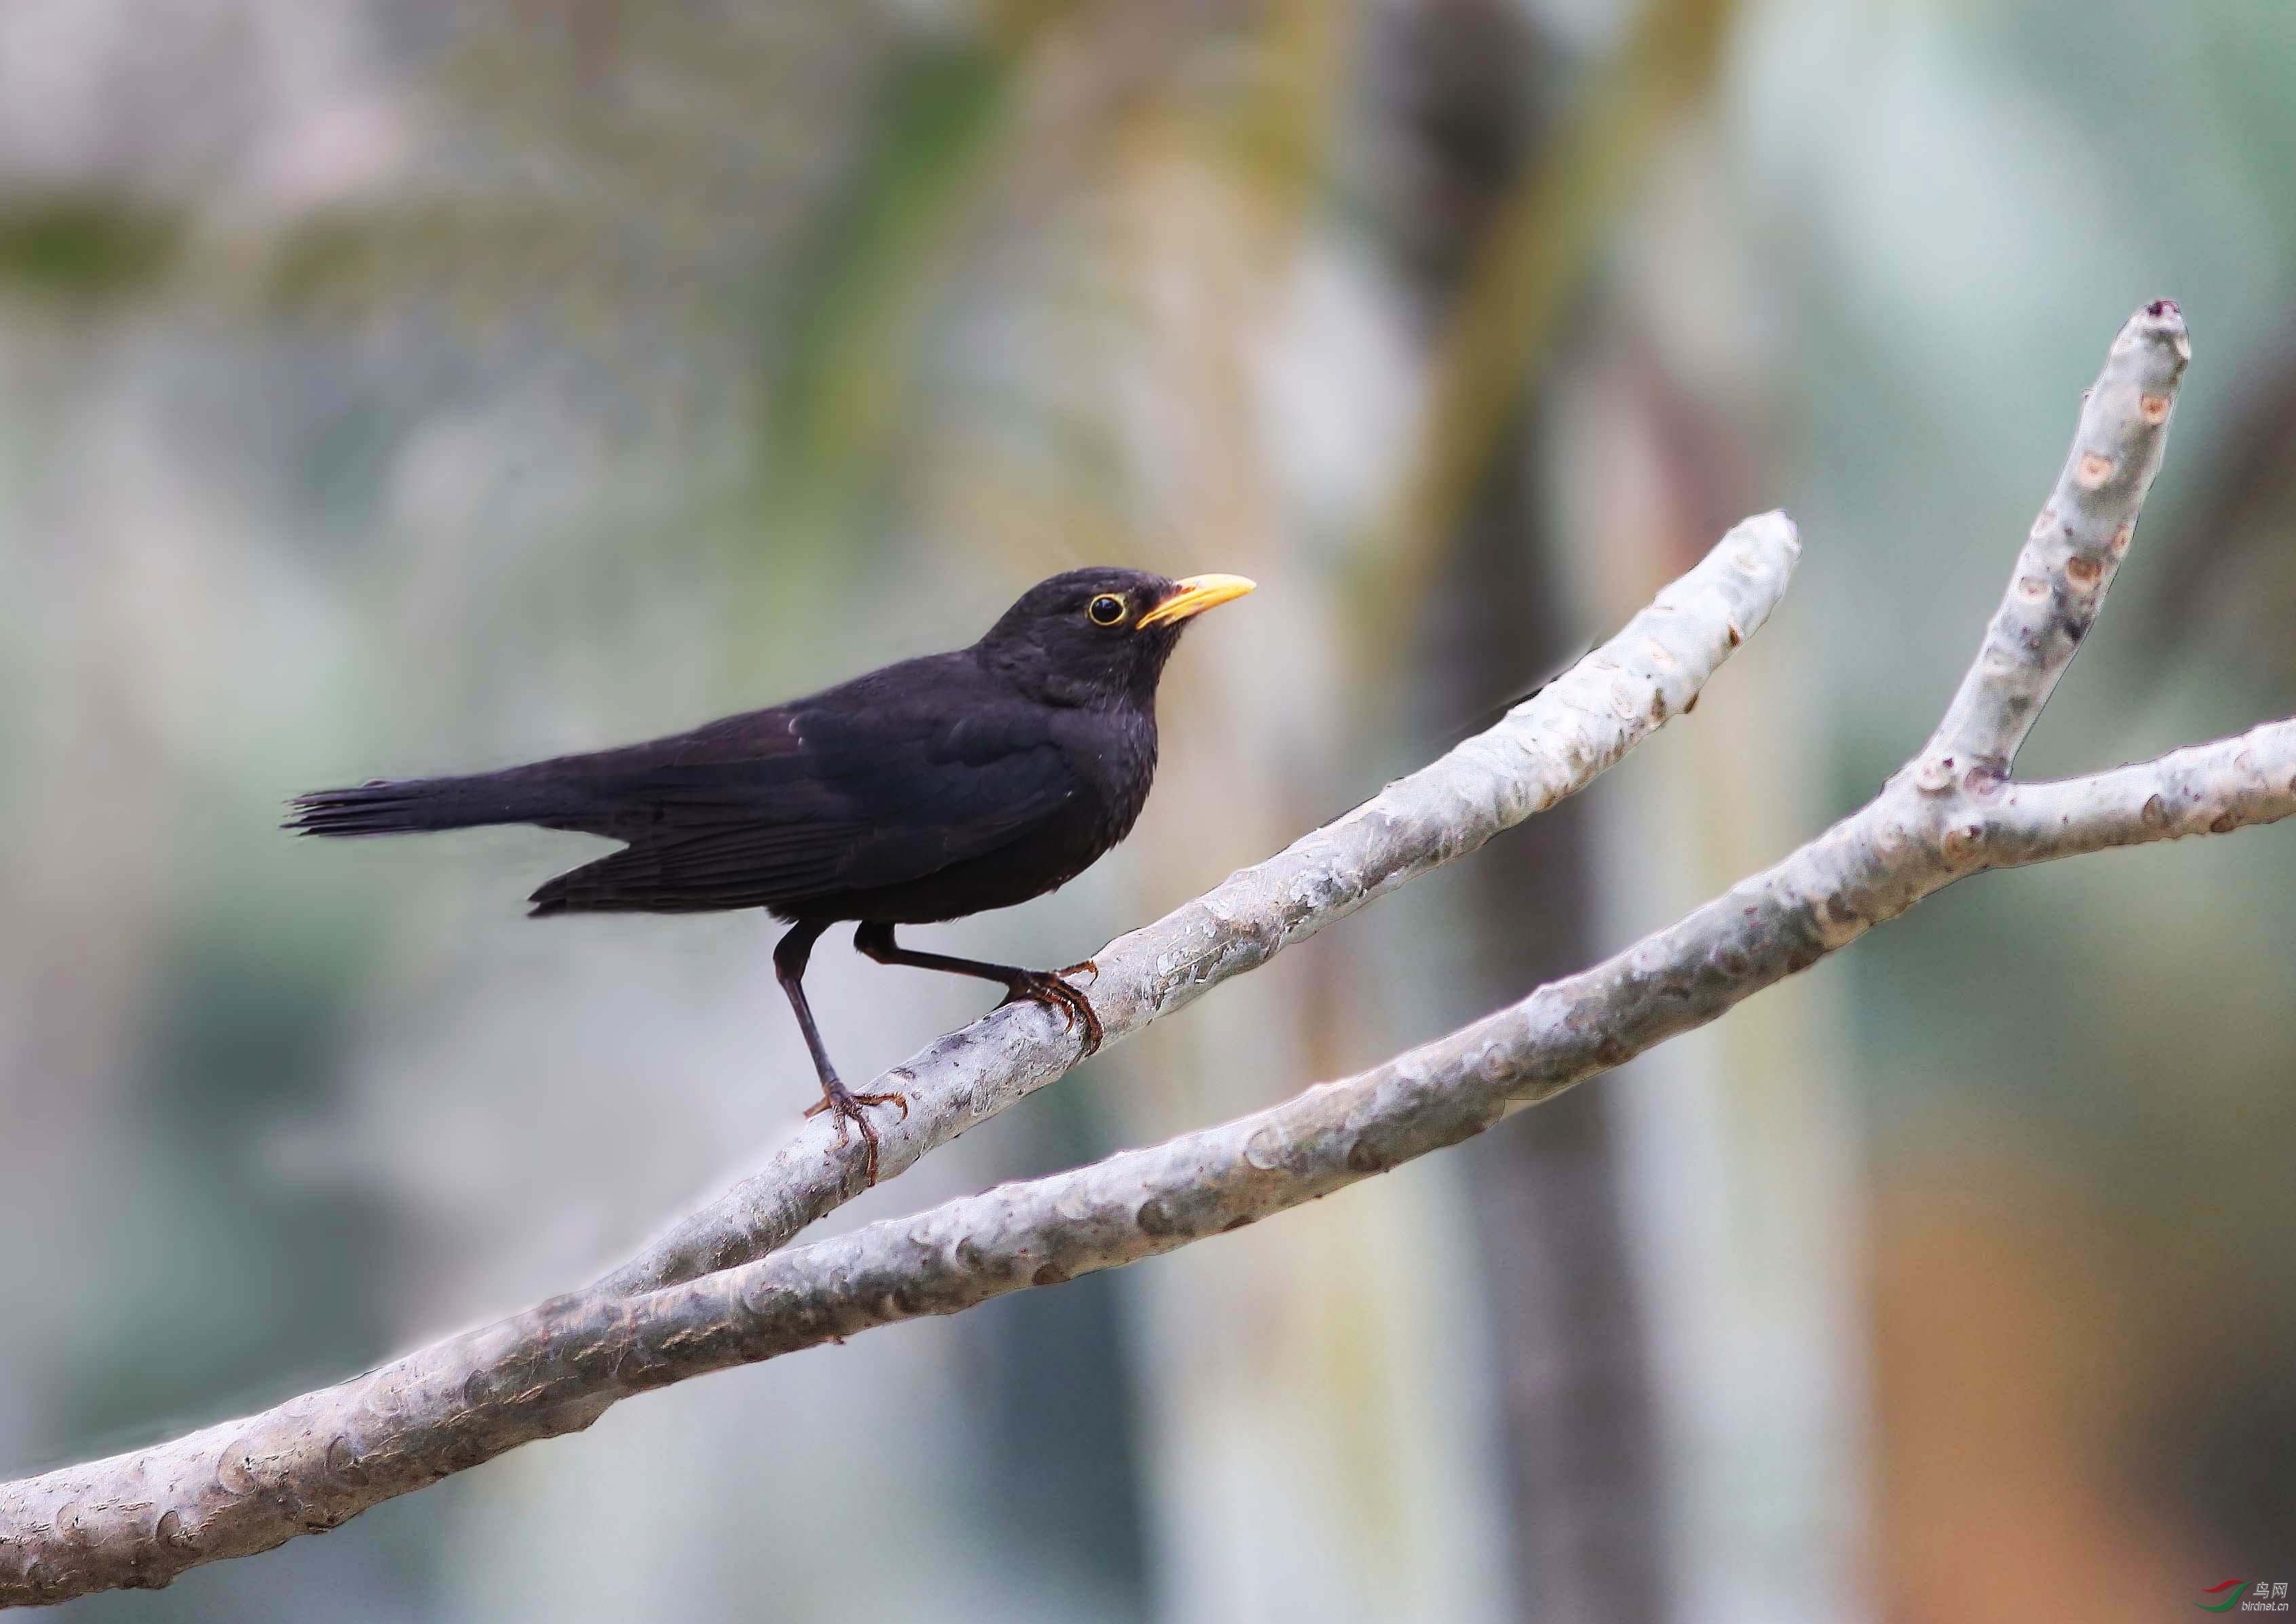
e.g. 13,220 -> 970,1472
285,769 -> 586,838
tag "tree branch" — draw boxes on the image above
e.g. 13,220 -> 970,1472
0,512 -> 1793,1606
1920,298 -> 2187,780
5,304 -> 2280,1610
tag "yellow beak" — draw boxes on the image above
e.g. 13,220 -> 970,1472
1136,573 -> 1256,630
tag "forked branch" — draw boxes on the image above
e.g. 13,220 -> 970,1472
6,303 -> 2284,1610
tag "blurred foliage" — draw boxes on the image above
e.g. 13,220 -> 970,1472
0,194 -> 184,308
1366,0 -> 1736,652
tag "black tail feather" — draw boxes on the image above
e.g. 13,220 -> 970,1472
285,773 -> 574,837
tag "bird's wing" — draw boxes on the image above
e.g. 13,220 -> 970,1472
527,820 -> 870,914
527,697 -> 1084,914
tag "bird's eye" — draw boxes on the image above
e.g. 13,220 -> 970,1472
1088,594 -> 1127,626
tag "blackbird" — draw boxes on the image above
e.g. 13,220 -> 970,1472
288,567 -> 1254,1178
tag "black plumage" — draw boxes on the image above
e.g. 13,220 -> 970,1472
289,566 -> 1254,1177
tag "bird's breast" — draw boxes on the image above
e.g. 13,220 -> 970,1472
1058,708 -> 1158,846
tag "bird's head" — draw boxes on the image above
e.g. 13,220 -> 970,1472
976,566 -> 1255,707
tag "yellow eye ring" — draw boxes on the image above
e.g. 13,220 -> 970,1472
1088,594 -> 1127,626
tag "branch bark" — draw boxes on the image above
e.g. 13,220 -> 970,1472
5,303 -> 2282,1609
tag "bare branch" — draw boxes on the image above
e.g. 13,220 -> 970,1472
1921,300 -> 2188,781
9,304 -> 2287,1609
1984,719 -> 2296,859
598,511 -> 1801,1295
0,509 -> 1797,1605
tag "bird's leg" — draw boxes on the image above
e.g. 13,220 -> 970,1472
853,922 -> 1103,1057
773,920 -> 907,1184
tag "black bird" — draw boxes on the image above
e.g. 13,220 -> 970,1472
288,568 -> 1255,1178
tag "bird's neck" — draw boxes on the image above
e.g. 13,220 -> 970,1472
976,643 -> 1160,711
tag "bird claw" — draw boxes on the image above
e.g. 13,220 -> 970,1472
805,1081 -> 911,1185
1002,968 -> 1105,1058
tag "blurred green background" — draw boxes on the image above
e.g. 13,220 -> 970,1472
3,1 -> 2292,1620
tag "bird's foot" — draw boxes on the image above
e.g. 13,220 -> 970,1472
804,1079 -> 911,1185
1001,967 -> 1105,1058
